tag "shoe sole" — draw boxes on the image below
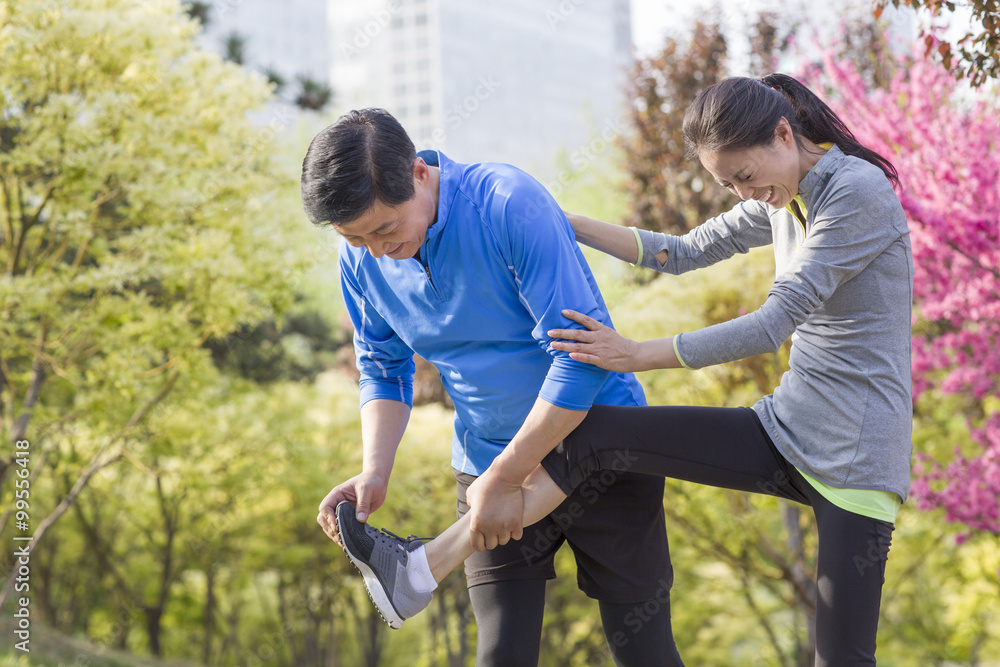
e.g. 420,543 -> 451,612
335,509 -> 405,630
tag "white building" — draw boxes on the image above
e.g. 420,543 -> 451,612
329,0 -> 633,176
198,0 -> 331,96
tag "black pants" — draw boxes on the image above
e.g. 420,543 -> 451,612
541,405 -> 895,667
455,470 -> 683,666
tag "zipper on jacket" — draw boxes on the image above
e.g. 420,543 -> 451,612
423,263 -> 436,289
413,250 -> 439,297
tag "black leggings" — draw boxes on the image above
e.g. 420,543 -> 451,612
541,405 -> 895,667
469,578 -> 684,666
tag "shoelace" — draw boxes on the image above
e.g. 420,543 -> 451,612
371,525 -> 432,553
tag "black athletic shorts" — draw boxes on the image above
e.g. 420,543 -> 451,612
454,467 -> 671,604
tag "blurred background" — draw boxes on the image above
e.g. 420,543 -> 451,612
0,0 -> 997,665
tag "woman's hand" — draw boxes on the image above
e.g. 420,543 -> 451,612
548,309 -> 644,372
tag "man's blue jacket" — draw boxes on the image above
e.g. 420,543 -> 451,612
340,151 -> 646,475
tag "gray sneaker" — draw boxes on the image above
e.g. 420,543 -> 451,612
335,501 -> 433,629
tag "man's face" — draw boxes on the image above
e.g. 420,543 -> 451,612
335,158 -> 437,260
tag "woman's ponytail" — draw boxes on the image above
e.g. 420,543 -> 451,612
760,74 -> 899,187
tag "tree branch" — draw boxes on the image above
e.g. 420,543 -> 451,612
943,237 -> 1000,279
22,182 -> 55,237
12,323 -> 48,444
3,325 -> 48,485
0,173 -> 13,259
739,567 -> 792,667
70,476 -> 135,598
0,443 -> 123,609
0,366 -> 180,609
125,370 -> 180,431
0,348 -> 8,438
7,179 -> 27,276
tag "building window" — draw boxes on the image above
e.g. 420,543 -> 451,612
418,80 -> 431,93
417,58 -> 429,71
419,103 -> 432,115
394,83 -> 407,96
415,13 -> 428,25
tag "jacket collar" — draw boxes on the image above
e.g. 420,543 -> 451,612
417,149 -> 458,244
798,143 -> 844,211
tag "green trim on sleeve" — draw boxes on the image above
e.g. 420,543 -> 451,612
797,468 -> 901,523
629,226 -> 643,266
672,335 -> 694,370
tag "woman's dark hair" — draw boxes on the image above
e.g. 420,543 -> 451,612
300,108 -> 417,226
682,73 -> 898,187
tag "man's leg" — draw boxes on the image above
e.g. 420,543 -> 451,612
467,579 -> 547,665
455,470 -> 564,667
598,597 -> 684,667
560,470 -> 682,667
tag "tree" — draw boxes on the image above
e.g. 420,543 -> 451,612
183,6 -> 334,112
618,16 -> 735,239
183,0 -> 211,27
618,11 -> 798,241
295,76 -> 334,112
262,66 -> 288,96
0,0 -> 308,612
800,37 -> 1000,540
875,0 -> 1000,87
223,30 -> 247,65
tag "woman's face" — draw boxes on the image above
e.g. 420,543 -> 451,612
698,117 -> 802,210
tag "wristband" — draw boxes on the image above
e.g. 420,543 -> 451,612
629,226 -> 643,266
673,335 -> 694,370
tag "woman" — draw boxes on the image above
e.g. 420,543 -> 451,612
322,73 -> 912,665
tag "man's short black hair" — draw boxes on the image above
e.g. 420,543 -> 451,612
300,108 -> 417,227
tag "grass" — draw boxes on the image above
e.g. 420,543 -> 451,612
0,616 -> 199,667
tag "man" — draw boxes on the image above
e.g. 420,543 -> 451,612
303,108 -> 677,665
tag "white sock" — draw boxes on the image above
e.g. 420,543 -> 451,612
407,544 -> 438,593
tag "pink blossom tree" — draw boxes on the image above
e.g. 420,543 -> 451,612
802,40 -> 999,537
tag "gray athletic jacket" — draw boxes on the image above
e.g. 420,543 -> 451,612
637,145 -> 914,500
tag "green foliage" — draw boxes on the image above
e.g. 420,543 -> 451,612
294,77 -> 333,112
0,0 -> 320,661
222,31 -> 246,65
0,0 -> 311,451
3,2 -> 998,665
182,2 -> 210,28
617,14 -> 737,239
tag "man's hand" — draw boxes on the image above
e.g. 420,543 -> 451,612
317,471 -> 388,545
466,468 -> 524,552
